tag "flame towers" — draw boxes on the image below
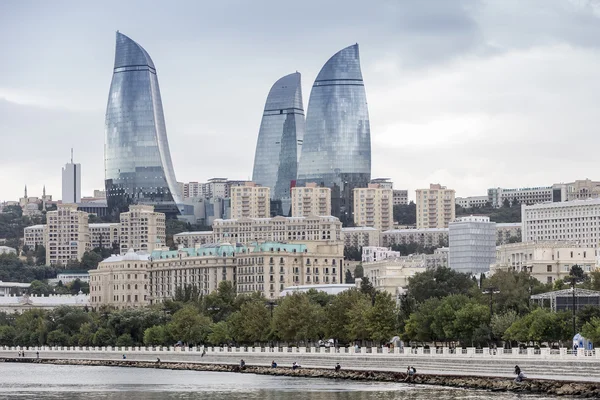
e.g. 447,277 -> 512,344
104,32 -> 181,216
252,72 -> 305,216
297,44 -> 371,223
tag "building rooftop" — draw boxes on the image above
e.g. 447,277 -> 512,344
0,281 -> 30,289
280,284 -> 355,297
102,249 -> 150,263
25,224 -> 46,230
174,231 -> 214,236
0,293 -> 89,306
383,228 -> 449,233
343,227 -> 379,231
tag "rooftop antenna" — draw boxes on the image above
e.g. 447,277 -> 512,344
71,148 -> 73,164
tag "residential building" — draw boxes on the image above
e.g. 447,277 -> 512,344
173,231 -> 214,247
104,32 -> 181,216
291,183 -> 331,217
393,190 -> 409,206
496,223 -> 522,245
370,178 -> 394,189
381,228 -> 449,248
456,196 -> 488,208
362,246 -> 400,263
119,205 -> 165,255
353,184 -> 393,231
488,186 -> 555,208
0,246 -> 16,255
363,259 -> 426,297
562,179 -> 600,201
296,44 -> 371,223
24,224 -> 47,250
230,182 -> 270,219
46,204 -> 91,266
416,184 -> 455,228
342,227 -> 380,248
61,152 -> 81,204
252,72 -> 305,217
148,241 -> 344,301
521,199 -> 600,247
89,249 -> 150,310
89,223 -> 119,250
183,182 -> 202,199
449,216 -> 496,275
492,241 -> 598,284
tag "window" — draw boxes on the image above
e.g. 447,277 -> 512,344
547,265 -> 552,272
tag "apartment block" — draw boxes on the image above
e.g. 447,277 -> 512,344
173,231 -> 215,248
353,184 -> 393,231
362,246 -> 400,263
521,199 -> 600,247
342,227 -> 381,248
24,224 -> 47,250
119,205 -> 166,255
416,184 -> 455,229
89,223 -> 119,250
89,250 -> 150,310
381,228 -> 449,248
449,216 -> 496,275
230,182 -> 270,219
456,196 -> 488,208
46,204 -> 91,266
492,241 -> 598,284
291,183 -> 331,217
393,190 -> 409,206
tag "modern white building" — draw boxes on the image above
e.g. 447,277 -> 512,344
61,153 -> 82,204
521,198 -> 600,247
363,259 -> 427,297
353,184 -> 394,231
492,241 -> 599,284
416,183 -> 455,229
456,196 -> 488,208
449,216 -> 496,274
342,227 -> 380,248
291,183 -> 331,217
361,246 -> 400,263
56,271 -> 90,284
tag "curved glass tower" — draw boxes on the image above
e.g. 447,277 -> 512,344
104,32 -> 181,216
297,44 -> 371,222
252,72 -> 305,216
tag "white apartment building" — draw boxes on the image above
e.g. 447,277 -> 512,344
496,223 -> 522,245
291,183 -> 331,217
24,224 -> 47,249
488,186 -> 555,208
381,228 -> 449,248
342,227 -> 380,248
89,249 -> 150,310
393,190 -> 409,206
521,199 -> 600,247
173,231 -> 215,247
119,205 -> 166,255
46,203 -> 91,266
353,184 -> 394,231
230,182 -> 270,219
416,184 -> 455,229
89,223 -> 119,250
456,196 -> 488,208
363,259 -> 426,297
362,246 -> 400,263
449,216 -> 497,275
492,241 -> 598,284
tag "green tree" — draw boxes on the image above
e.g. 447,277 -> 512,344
168,306 -> 212,345
344,246 -> 361,261
47,330 -> 70,346
345,269 -> 355,284
484,271 -> 547,315
453,302 -> 489,345
34,245 -> 46,266
80,251 -> 103,270
0,325 -> 16,345
581,317 -> 600,343
28,280 -> 52,295
393,202 -> 416,225
272,293 -> 323,343
143,325 -> 169,346
403,298 -> 442,342
203,281 -> 237,322
237,300 -> 271,342
324,289 -> 369,343
359,277 -> 376,302
407,267 -> 476,304
353,264 -> 364,279
93,327 -> 116,346
207,321 -> 232,345
491,310 -> 518,339
366,291 -> 398,343
115,333 -> 134,347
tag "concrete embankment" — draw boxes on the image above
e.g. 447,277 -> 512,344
1,358 -> 599,397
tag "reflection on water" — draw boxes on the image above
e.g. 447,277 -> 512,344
0,364 -> 543,400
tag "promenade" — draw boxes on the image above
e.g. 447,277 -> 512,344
1,345 -> 599,382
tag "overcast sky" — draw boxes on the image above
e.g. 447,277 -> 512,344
1,0 -> 600,202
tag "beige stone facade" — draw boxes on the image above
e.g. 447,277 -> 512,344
416,184 -> 455,229
89,223 -> 120,250
173,231 -> 214,247
230,182 -> 270,219
363,259 -> 427,297
89,250 -> 150,309
119,205 -> 165,255
46,204 -> 91,266
353,184 -> 393,231
291,183 -> 331,217
381,228 -> 449,248
492,241 -> 599,285
24,224 -> 47,250
342,227 -> 380,248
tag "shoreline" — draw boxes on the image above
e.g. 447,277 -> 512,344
1,358 -> 597,397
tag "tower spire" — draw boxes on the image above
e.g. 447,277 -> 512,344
24,185 -> 27,198
71,148 -> 73,164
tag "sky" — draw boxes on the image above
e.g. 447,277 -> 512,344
1,0 -> 600,202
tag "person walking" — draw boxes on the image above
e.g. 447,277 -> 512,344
36,351 -> 39,359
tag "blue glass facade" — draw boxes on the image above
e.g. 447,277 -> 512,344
296,44 -> 371,222
104,32 -> 182,216
252,72 -> 305,216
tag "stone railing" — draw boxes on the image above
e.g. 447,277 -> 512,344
1,345 -> 597,359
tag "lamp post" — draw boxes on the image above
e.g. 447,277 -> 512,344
567,276 -> 577,339
482,286 -> 499,342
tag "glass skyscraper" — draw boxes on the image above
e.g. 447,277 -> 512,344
252,72 -> 305,216
104,32 -> 182,216
296,44 -> 371,223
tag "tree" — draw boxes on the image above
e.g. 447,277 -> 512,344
406,267 -> 476,304
483,271 -> 547,315
168,306 -> 212,345
0,325 -> 16,345
324,289 -> 369,343
354,264 -> 364,279
34,245 -> 46,266
115,333 -> 134,347
203,281 -> 237,323
28,280 -> 52,295
491,310 -> 518,340
80,251 -> 103,270
344,246 -> 361,261
93,327 -> 115,346
345,269 -> 354,284
207,321 -> 232,345
366,291 -> 398,343
581,317 -> 600,344
237,300 -> 271,342
143,325 -> 169,346
453,302 -> 489,345
393,202 -> 416,225
272,293 -> 323,343
403,298 -> 442,343
359,276 -> 376,302
47,330 -> 70,346
570,265 -> 586,281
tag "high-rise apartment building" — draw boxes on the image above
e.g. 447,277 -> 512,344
353,184 -> 393,231
416,184 -> 455,229
61,151 -> 81,204
230,182 -> 270,219
119,205 -> 165,255
24,224 -> 47,250
252,73 -> 305,217
291,183 -> 331,217
449,216 -> 496,275
393,190 -> 409,206
297,44 -> 371,223
342,227 -> 381,248
89,223 -> 120,250
46,204 -> 91,266
104,32 -> 181,216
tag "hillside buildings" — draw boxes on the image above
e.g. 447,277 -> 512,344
381,228 -> 449,248
104,32 -> 181,216
353,184 -> 393,231
449,216 -> 496,274
24,224 -> 46,249
229,182 -> 270,219
416,184 -> 455,229
456,196 -> 488,209
291,183 -> 331,217
89,223 -> 119,250
252,72 -> 305,217
119,205 -> 166,255
46,204 -> 91,266
342,227 -> 380,248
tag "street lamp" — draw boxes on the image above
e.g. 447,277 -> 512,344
482,286 -> 500,342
